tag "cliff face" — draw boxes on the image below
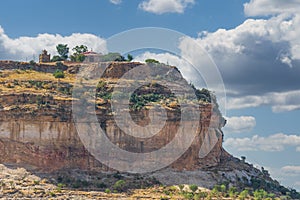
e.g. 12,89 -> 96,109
1,61 -> 296,198
0,61 -> 227,173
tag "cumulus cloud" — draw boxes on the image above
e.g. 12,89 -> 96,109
281,166 -> 300,174
227,90 -> 300,112
109,0 -> 122,5
0,25 -> 107,61
223,116 -> 256,134
139,0 -> 195,14
176,12 -> 300,112
244,0 -> 300,16
224,133 -> 300,152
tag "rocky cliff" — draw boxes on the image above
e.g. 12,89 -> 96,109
0,61 -> 226,171
0,61 -> 292,196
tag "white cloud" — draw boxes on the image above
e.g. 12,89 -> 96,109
110,0 -> 122,5
227,90 -> 300,112
244,0 -> 300,17
281,166 -> 300,174
134,51 -> 187,67
224,133 -> 300,152
139,0 -> 195,14
194,14 -> 300,63
296,147 -> 300,152
223,116 -> 256,134
176,13 -> 300,112
0,25 -> 107,61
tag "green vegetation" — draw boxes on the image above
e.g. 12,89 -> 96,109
51,55 -> 63,62
70,45 -> 88,62
238,189 -> 249,200
189,184 -> 198,193
178,184 -> 184,191
130,92 -> 173,111
53,69 -> 65,79
100,52 -> 126,62
113,180 -> 126,192
55,61 -> 63,67
71,179 -> 89,189
127,54 -> 133,61
29,60 -> 36,65
95,182 -> 107,189
51,44 -> 69,62
228,187 -> 238,198
145,58 -> 160,64
253,189 -> 269,200
56,44 -> 69,61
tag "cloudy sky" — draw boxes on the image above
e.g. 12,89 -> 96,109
1,0 -> 300,190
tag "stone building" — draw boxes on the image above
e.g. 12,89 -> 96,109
82,51 -> 103,62
39,50 -> 51,63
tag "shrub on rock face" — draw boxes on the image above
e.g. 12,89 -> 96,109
29,60 -> 36,65
178,184 -> 184,191
104,188 -> 111,193
113,180 -> 126,192
189,184 -> 198,193
238,189 -> 249,200
53,69 -> 65,79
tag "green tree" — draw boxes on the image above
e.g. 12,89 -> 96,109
114,55 -> 126,61
73,45 -> 88,54
189,184 -> 198,193
127,54 -> 133,61
70,45 -> 88,62
51,55 -> 63,62
56,44 -> 69,60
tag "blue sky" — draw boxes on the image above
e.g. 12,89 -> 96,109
1,0 -> 300,190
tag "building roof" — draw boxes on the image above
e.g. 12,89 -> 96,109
82,51 -> 99,56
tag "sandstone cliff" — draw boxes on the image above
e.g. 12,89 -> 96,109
0,61 -> 226,171
0,61 -> 291,195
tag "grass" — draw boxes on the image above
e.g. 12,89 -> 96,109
0,70 -> 76,83
0,70 -> 76,97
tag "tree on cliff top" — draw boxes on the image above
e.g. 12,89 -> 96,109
51,44 -> 69,62
70,45 -> 88,62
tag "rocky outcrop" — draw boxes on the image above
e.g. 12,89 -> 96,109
0,61 -> 227,173
0,61 -> 68,73
0,61 -> 297,198
0,96 -> 226,172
